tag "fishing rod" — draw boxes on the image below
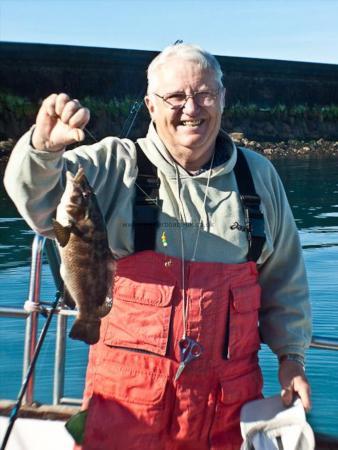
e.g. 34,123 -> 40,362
86,39 -> 184,220
0,289 -> 61,450
1,238 -> 63,450
1,40 -> 183,449
86,39 -> 183,142
119,39 -> 183,139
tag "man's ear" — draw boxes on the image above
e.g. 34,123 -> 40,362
144,95 -> 155,119
220,87 -> 226,112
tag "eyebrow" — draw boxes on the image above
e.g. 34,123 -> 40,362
163,90 -> 186,95
163,88 -> 216,95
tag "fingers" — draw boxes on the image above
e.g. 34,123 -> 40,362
40,93 -> 54,117
45,93 -> 90,128
294,376 -> 312,412
281,384 -> 294,407
33,93 -> 90,151
279,360 -> 312,412
55,93 -> 71,117
281,378 -> 312,412
41,93 -> 71,118
66,127 -> 85,143
68,107 -> 90,130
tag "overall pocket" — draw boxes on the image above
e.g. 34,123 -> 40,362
82,364 -> 170,448
228,283 -> 261,359
220,368 -> 263,406
104,275 -> 175,356
94,362 -> 168,408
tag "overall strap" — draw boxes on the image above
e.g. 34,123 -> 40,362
133,143 -> 162,252
233,147 -> 266,262
133,143 -> 265,260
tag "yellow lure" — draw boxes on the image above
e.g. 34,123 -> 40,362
161,231 -> 168,247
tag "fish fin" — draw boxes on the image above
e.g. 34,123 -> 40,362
73,166 -> 85,181
69,319 -> 101,345
62,287 -> 76,310
53,219 -> 72,247
97,297 -> 113,318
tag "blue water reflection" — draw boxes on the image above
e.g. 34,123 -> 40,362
259,158 -> 338,437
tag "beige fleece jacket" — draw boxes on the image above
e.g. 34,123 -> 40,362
4,123 -> 311,358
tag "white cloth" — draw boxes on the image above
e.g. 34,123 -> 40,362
240,395 -> 315,450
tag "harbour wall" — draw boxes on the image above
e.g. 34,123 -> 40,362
1,41 -> 338,141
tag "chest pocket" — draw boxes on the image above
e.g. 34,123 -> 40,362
104,275 -> 175,356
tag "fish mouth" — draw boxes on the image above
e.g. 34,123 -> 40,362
73,167 -> 93,196
179,119 -> 204,127
74,167 -> 86,183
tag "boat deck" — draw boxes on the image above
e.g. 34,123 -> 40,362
1,401 -> 337,450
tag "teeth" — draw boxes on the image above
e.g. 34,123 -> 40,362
181,120 -> 202,126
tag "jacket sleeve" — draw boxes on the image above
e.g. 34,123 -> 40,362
248,153 -> 312,358
4,128 -> 137,238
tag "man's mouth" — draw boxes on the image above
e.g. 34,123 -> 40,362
180,120 -> 204,127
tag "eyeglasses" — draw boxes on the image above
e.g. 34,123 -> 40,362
154,89 -> 220,110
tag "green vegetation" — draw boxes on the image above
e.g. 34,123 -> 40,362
2,92 -> 338,123
223,101 -> 338,121
0,92 -> 37,119
2,92 -> 338,121
0,93 -> 38,140
1,92 -> 337,140
81,96 -> 137,125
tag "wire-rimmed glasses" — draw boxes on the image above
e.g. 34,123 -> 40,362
154,89 -> 220,110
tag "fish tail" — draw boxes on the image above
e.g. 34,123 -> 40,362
69,318 -> 101,345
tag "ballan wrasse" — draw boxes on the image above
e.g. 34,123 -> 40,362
53,167 -> 114,345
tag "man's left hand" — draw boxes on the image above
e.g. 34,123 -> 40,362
279,360 -> 312,412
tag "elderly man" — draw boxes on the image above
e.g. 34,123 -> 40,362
4,44 -> 311,450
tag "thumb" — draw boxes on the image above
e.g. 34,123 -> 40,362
281,384 -> 294,407
67,128 -> 85,143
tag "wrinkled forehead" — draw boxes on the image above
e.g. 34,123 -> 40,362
147,57 -> 221,93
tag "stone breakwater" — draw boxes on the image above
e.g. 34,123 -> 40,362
0,139 -> 15,161
1,135 -> 338,161
229,133 -> 338,158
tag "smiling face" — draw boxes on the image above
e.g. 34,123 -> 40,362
145,58 -> 225,171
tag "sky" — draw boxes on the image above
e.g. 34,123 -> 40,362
0,0 -> 338,64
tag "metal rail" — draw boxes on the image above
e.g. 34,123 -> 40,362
310,336 -> 338,351
0,234 -> 81,407
23,234 -> 45,404
0,307 -> 77,319
1,233 -> 338,408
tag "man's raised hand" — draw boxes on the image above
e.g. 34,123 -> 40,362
32,93 -> 90,151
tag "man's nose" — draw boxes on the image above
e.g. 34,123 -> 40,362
182,96 -> 200,114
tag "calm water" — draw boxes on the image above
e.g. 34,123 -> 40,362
1,158 -> 338,438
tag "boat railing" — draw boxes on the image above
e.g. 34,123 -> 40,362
0,234 -> 81,406
0,233 -> 338,407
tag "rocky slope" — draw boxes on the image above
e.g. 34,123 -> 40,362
1,134 -> 338,162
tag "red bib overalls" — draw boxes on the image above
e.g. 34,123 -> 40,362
78,250 -> 263,450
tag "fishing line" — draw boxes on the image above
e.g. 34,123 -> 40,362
85,39 -> 184,212
85,126 -> 163,210
120,39 -> 183,138
119,95 -> 145,138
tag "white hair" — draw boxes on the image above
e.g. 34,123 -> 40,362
147,43 -> 224,93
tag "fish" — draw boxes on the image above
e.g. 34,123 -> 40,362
53,167 -> 115,345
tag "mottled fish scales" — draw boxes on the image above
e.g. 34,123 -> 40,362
53,167 -> 115,345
